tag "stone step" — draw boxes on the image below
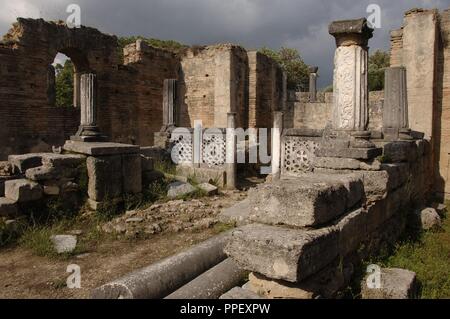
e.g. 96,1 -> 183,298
224,224 -> 339,283
4,179 -> 43,202
0,197 -> 18,217
246,173 -> 364,227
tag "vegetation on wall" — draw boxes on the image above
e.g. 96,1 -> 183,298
117,36 -> 188,60
54,60 -> 74,107
259,47 -> 309,91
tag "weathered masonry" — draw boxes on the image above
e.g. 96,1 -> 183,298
0,18 -> 286,160
389,8 -> 450,199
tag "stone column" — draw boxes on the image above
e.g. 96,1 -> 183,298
329,18 -> 374,148
309,66 -> 318,102
226,113 -> 237,190
71,73 -> 106,142
383,67 -> 412,141
162,79 -> 177,131
271,112 -> 283,180
73,72 -> 81,108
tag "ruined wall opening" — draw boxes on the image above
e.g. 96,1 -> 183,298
47,49 -> 90,109
50,53 -> 74,108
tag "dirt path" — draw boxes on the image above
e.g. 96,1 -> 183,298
0,229 -> 220,299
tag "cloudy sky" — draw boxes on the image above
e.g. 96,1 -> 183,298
1,0 -> 449,87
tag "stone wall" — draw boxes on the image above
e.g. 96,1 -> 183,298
0,19 -> 285,160
389,8 -> 450,198
0,18 -> 179,160
284,91 -> 384,131
248,51 -> 285,128
122,42 -> 180,145
178,44 -> 250,129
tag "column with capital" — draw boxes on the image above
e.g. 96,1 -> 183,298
329,18 -> 374,148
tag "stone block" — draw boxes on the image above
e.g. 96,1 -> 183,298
335,208 -> 368,257
198,183 -> 218,196
4,179 -> 43,202
383,141 -> 417,163
220,287 -> 263,300
50,235 -> 77,254
219,199 -> 252,226
247,174 -> 364,227
141,155 -> 154,172
8,153 -> 43,174
225,224 -> 339,283
0,197 -> 18,217
63,141 -> 139,156
315,157 -> 361,170
86,156 -> 123,202
0,176 -> 17,197
246,272 -> 315,299
362,268 -> 418,299
167,182 -> 196,199
122,154 -> 142,194
25,165 -> 77,181
41,154 -> 85,168
316,147 -> 382,160
0,162 -> 13,176
414,208 -> 442,231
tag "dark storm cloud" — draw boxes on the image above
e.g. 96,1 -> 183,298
1,0 -> 449,87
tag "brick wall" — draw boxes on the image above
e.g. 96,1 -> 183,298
0,19 -> 286,160
248,51 -> 285,128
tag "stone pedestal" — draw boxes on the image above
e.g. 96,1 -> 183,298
329,18 -> 374,149
71,74 -> 107,142
383,67 -> 413,141
63,141 -> 142,209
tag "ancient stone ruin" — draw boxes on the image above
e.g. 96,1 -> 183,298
0,7 -> 449,299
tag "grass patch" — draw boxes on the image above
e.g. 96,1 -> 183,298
349,205 -> 450,299
154,160 -> 177,176
18,215 -> 110,259
213,222 -> 235,234
377,209 -> 450,299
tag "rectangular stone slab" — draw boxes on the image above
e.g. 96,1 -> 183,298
224,224 -> 339,283
247,173 -> 364,227
63,141 -> 139,156
316,147 -> 382,160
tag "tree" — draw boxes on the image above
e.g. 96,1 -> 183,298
259,47 -> 309,91
368,50 -> 390,91
55,60 -> 74,107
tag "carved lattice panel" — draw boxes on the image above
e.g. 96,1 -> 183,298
283,137 -> 319,174
202,133 -> 226,167
170,134 -> 193,164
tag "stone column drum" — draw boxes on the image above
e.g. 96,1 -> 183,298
71,73 -> 106,142
383,67 -> 412,141
329,18 -> 374,148
309,66 -> 318,103
162,79 -> 178,132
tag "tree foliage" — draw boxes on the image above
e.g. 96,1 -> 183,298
55,60 -> 74,107
259,47 -> 309,91
368,50 -> 390,91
